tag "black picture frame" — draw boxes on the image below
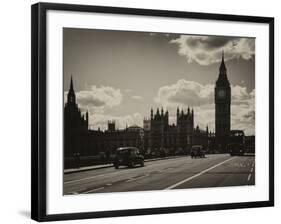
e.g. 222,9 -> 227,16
31,2 -> 274,222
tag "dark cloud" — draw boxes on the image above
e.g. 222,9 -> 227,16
199,36 -> 239,50
149,32 -> 181,41
170,35 -> 255,65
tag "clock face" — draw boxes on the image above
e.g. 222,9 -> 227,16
218,89 -> 226,98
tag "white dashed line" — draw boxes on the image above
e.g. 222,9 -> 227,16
247,165 -> 254,182
247,174 -> 252,182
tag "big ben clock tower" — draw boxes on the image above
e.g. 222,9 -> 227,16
215,51 -> 231,152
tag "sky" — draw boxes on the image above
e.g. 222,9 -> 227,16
63,28 -> 255,135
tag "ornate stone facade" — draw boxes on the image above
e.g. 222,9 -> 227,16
64,78 -> 210,167
215,52 -> 231,151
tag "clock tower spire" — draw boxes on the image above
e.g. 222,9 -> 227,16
67,75 -> 76,105
215,51 -> 231,152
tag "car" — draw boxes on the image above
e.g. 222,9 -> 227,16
227,143 -> 245,156
190,145 -> 206,158
113,147 -> 144,169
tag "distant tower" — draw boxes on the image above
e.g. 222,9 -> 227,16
176,107 -> 194,151
67,76 -> 76,105
215,51 -> 231,151
86,110 -> 89,127
108,121 -> 116,132
64,76 -> 88,158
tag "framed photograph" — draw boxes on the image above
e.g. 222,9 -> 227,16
31,2 -> 274,222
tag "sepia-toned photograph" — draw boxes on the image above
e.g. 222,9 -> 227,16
63,28 -> 255,195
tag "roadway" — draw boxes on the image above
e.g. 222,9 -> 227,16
64,154 -> 255,195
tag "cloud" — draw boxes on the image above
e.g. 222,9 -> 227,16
64,85 -> 122,113
232,85 -> 253,103
155,79 -> 255,135
193,104 -> 216,132
170,35 -> 255,65
231,88 -> 255,134
64,85 -> 144,131
154,79 -> 214,107
131,95 -> 143,100
149,32 -> 180,39
89,113 -> 143,131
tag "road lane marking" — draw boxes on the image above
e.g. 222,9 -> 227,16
125,174 -> 150,183
64,160 -> 178,184
64,174 -> 105,184
65,168 -> 132,184
247,174 -> 252,182
64,159 -> 182,184
82,187 -> 105,194
165,157 -> 236,190
65,154 -> 231,185
248,165 -> 254,182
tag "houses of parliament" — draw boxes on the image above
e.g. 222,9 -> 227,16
64,53 -> 231,167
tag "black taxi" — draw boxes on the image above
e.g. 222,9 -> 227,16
113,147 -> 144,169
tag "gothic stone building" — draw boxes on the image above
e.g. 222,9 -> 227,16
64,51 -> 236,168
64,78 -> 144,168
143,107 -> 209,155
64,77 -> 89,158
64,78 -> 210,167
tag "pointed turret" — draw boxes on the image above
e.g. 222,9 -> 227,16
216,50 -> 230,86
215,50 -> 231,152
86,110 -> 89,121
156,107 -> 160,115
67,75 -> 76,104
219,50 -> 226,74
70,75 -> 74,91
86,110 -> 89,129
